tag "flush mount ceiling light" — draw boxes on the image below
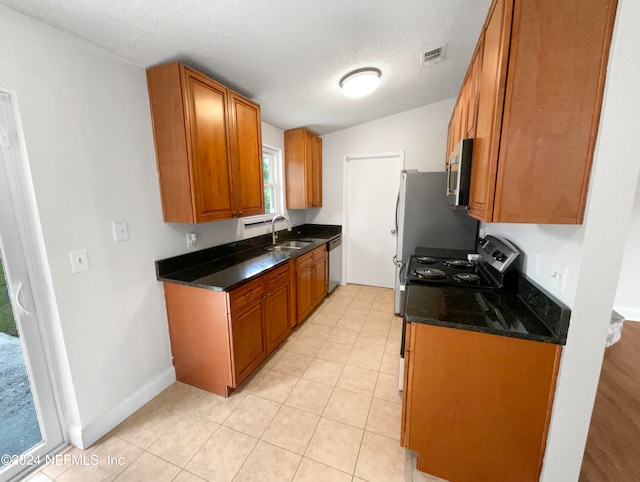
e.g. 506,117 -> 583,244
339,68 -> 381,98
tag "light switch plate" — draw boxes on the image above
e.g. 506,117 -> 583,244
69,249 -> 89,273
113,221 -> 129,242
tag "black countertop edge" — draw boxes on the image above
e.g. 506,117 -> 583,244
404,315 -> 563,345
404,281 -> 568,346
516,275 -> 571,344
156,224 -> 341,291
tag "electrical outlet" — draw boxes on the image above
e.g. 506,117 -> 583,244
186,232 -> 197,247
550,260 -> 567,293
113,221 -> 129,242
69,249 -> 90,273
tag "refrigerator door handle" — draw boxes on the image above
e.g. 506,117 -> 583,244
394,190 -> 400,235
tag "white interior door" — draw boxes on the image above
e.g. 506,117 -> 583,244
0,91 -> 65,482
345,152 -> 404,288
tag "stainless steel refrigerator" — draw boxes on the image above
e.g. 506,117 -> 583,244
394,170 -> 478,314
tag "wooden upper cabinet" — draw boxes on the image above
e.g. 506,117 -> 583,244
147,62 -> 264,223
228,92 -> 264,218
465,0 -> 617,224
468,0 -> 512,221
446,41 -> 483,169
310,134 -> 323,207
284,128 -> 323,209
184,69 -> 234,222
465,43 -> 483,139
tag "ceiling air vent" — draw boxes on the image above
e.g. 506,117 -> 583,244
421,44 -> 447,67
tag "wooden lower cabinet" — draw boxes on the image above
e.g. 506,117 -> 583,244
163,263 -> 291,397
265,266 -> 292,351
295,245 -> 327,323
402,322 -> 561,482
312,247 -> 327,306
229,297 -> 266,385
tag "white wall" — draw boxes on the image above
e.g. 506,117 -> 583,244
483,223 -> 585,306
0,5 -> 290,448
614,174 -> 640,320
307,98 -> 455,224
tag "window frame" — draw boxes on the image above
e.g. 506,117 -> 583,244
243,144 -> 284,226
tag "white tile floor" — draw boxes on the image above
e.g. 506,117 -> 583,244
24,284 -> 446,482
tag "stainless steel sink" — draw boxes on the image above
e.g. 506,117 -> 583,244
265,239 -> 313,251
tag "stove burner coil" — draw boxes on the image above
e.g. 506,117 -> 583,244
412,268 -> 447,280
414,256 -> 437,264
444,259 -> 474,268
454,273 -> 481,283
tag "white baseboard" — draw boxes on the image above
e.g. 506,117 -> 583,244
614,306 -> 640,322
67,366 -> 176,449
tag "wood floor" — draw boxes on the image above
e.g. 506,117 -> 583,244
580,320 -> 640,482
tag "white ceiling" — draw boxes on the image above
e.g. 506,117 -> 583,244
0,0 -> 492,135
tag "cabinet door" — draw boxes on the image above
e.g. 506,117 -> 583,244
182,68 -> 234,222
311,135 -> 322,207
445,118 -> 455,169
458,82 -> 470,142
466,44 -> 483,139
304,131 -> 315,207
312,249 -> 327,306
228,93 -> 264,218
296,266 -> 313,322
406,323 -> 561,482
229,298 -> 266,386
265,281 -> 291,351
401,322 -> 413,447
468,0 -> 513,222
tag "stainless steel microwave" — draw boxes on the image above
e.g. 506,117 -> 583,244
447,138 -> 473,208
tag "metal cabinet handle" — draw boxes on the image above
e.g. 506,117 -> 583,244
390,228 -> 396,235
243,289 -> 253,297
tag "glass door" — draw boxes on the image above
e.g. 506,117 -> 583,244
0,91 -> 65,481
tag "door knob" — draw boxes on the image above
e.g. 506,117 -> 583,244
390,229 -> 396,235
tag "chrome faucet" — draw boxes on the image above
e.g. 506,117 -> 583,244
271,215 -> 292,245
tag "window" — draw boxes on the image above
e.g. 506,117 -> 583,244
244,145 -> 283,225
263,147 -> 279,215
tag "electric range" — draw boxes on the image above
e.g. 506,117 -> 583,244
406,235 -> 520,290
398,235 -> 521,390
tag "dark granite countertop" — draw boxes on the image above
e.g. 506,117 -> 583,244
156,224 -> 341,292
404,276 -> 570,345
405,246 -> 570,345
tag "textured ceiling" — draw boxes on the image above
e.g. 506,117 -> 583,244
0,0 -> 492,135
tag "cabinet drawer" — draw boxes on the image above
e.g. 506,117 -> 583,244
266,264 -> 289,289
312,246 -> 326,263
296,251 -> 314,271
228,278 -> 265,313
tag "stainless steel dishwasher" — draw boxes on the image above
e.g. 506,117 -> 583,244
327,235 -> 342,293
